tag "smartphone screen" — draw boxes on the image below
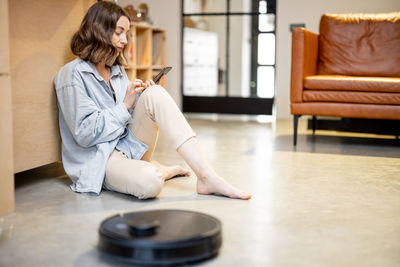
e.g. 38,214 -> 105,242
153,66 -> 172,84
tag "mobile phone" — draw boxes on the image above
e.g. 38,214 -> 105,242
153,66 -> 172,84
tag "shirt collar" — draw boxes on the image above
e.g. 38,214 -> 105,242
78,58 -> 123,80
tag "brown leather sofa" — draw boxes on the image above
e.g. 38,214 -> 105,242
290,12 -> 400,145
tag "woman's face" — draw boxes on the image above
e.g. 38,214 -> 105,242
112,16 -> 130,52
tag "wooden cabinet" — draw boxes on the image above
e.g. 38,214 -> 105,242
9,0 -> 96,174
1,1 -> 167,215
124,23 -> 167,87
0,0 -> 96,215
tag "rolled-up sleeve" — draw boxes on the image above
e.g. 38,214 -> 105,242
56,76 -> 131,148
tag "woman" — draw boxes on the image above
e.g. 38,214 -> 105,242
54,1 -> 251,200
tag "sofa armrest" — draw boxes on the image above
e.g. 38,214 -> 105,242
290,28 -> 319,103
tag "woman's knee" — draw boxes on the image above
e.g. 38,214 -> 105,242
145,84 -> 165,95
132,165 -> 164,199
142,85 -> 169,104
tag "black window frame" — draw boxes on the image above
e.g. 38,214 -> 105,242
181,0 -> 277,115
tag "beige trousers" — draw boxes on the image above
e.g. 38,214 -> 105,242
104,85 -> 195,199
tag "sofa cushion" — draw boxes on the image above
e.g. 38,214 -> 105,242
291,102 -> 400,120
304,75 -> 400,93
303,90 -> 400,105
318,13 -> 400,77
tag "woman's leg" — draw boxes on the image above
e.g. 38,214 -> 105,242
104,150 -> 188,199
105,150 -> 164,199
104,86 -> 190,199
177,138 -> 251,200
129,85 -> 191,179
134,85 -> 251,200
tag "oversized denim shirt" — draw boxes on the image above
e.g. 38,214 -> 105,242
54,58 -> 148,194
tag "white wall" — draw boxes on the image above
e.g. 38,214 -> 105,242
118,0 -> 400,115
276,0 -> 400,118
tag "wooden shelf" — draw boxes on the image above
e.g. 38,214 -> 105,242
136,65 -> 150,70
126,23 -> 167,86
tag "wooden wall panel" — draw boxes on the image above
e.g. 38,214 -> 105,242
9,0 -> 96,173
0,0 -> 14,215
0,0 -> 9,74
0,76 -> 14,216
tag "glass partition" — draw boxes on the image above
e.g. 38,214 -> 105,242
183,16 -> 226,97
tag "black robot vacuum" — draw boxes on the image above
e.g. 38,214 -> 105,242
98,209 -> 222,266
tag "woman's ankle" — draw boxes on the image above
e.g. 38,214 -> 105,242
195,167 -> 217,183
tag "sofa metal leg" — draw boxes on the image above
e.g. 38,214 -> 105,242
312,116 -> 317,134
293,115 -> 301,146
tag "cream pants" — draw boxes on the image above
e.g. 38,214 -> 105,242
104,85 -> 195,199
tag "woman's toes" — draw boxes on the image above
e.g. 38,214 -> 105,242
164,165 -> 191,180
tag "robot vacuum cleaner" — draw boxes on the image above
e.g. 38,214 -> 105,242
98,209 -> 222,266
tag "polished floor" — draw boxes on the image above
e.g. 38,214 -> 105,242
1,117 -> 399,267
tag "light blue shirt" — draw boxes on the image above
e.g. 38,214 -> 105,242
54,58 -> 148,194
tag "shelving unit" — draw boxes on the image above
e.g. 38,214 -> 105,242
125,23 -> 167,87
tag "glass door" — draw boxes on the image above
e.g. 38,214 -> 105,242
181,0 -> 276,115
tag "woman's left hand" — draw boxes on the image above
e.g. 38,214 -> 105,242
142,80 -> 155,88
132,79 -> 155,91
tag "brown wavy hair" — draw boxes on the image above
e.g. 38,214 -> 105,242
71,1 -> 130,66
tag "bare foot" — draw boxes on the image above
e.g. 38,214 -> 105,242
196,172 -> 252,200
151,160 -> 191,180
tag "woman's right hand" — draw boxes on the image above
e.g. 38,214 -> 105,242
123,79 -> 145,110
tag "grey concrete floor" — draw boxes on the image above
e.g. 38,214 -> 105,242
1,117 -> 400,267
